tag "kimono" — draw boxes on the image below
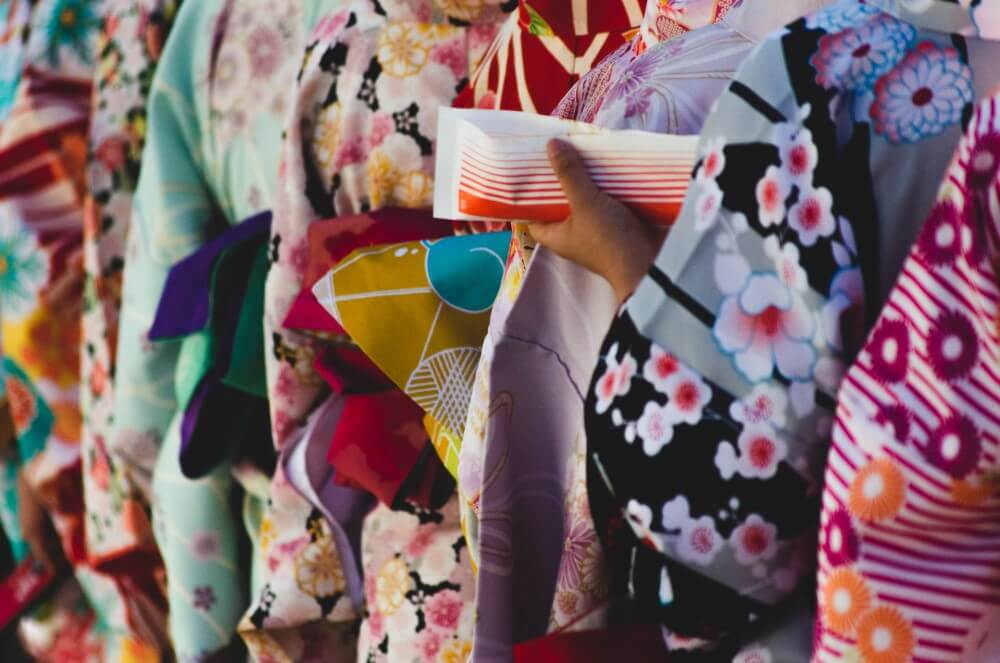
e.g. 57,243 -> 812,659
0,0 -> 30,124
459,2 -> 819,660
109,1 -> 348,659
0,0 -> 165,659
262,1 -> 509,659
583,0 -> 1000,659
814,93 -> 1000,662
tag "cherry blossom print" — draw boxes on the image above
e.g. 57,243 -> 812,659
870,42 -> 974,145
763,236 -> 807,291
923,414 -> 981,478
729,384 -> 788,428
694,178 -> 724,232
755,166 -> 790,227
626,500 -> 655,540
821,567 -> 872,636
637,401 -> 677,457
733,644 -> 773,663
425,589 -> 464,632
867,318 -> 910,384
594,348 -> 637,414
736,424 -> 788,480
642,344 -> 680,393
775,126 -> 819,187
925,310 -> 978,382
966,130 -> 1000,190
713,272 -> 817,383
875,403 -> 912,443
677,515 -> 724,567
788,185 -> 835,246
663,370 -> 711,426
821,508 -> 859,566
729,514 -> 778,565
811,14 -> 916,92
660,494 -> 691,531
697,136 -> 727,183
848,458 -> 906,522
917,200 -> 963,266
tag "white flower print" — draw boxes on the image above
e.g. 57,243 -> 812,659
595,349 -> 637,414
642,344 -> 680,393
661,495 -> 691,530
734,643 -> 774,663
697,136 -> 726,183
715,442 -> 739,480
694,178 -> 724,232
677,516 -> 723,566
662,370 -> 711,426
627,500 -> 654,536
763,236 -> 807,292
714,250 -> 751,296
775,124 -> 818,187
755,165 -> 790,227
729,384 -> 788,428
729,514 -> 778,565
637,401 -> 676,456
736,424 -> 788,479
714,273 -> 817,383
788,185 -> 835,246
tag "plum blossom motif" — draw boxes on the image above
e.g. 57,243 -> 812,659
763,236 -> 807,292
594,346 -> 637,414
642,344 -> 680,393
755,165 -> 790,227
713,272 -> 817,383
729,384 -> 788,428
788,185 -> 836,246
636,401 -> 676,457
775,124 -> 819,187
677,515 -> 723,566
714,424 -> 788,481
697,136 -> 727,183
694,178 -> 724,232
729,514 -> 778,565
662,370 -> 711,426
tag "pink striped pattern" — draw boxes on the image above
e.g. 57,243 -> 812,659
815,95 -> 1000,662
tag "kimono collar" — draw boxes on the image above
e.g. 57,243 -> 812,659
865,0 -> 1000,41
720,0 -> 834,41
638,0 -> 740,49
518,0 -> 646,39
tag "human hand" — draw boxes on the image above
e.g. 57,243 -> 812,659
528,139 -> 665,303
17,472 -> 63,572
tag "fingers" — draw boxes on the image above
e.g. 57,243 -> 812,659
547,139 -> 601,209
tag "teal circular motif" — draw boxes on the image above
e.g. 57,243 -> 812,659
423,232 -> 511,313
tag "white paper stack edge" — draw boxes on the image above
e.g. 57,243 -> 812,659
433,108 -> 699,225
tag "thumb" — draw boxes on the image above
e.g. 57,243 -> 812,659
547,139 -> 601,209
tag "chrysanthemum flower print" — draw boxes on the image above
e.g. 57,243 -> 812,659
870,42 -> 974,145
821,566 -> 872,636
848,457 -> 906,522
856,605 -> 914,663
811,13 -> 916,92
820,508 -> 858,567
713,272 -> 817,383
0,212 -> 49,321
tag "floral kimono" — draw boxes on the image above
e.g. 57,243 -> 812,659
109,0 -> 348,659
458,2 -> 824,660
0,0 -> 31,124
0,0 -> 167,659
583,0 -> 1000,659
814,93 -> 1000,662
262,1 -> 510,659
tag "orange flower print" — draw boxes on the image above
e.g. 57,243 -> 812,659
50,402 -> 81,443
951,475 -> 996,506
856,605 -> 914,663
849,458 -> 906,522
822,567 -> 872,636
5,377 -> 35,433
